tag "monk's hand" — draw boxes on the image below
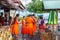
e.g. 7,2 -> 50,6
25,22 -> 29,27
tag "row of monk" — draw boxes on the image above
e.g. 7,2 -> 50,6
9,13 -> 45,39
0,12 -> 47,39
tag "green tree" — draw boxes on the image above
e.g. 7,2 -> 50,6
26,0 -> 42,13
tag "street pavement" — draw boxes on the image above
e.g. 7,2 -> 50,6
15,24 -> 60,40
17,24 -> 40,40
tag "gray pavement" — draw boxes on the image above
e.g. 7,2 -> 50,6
53,31 -> 60,40
17,24 -> 40,40
15,24 -> 60,40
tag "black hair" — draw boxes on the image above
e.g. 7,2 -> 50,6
16,14 -> 19,17
23,16 -> 25,18
0,12 -> 3,16
46,23 -> 48,26
32,14 -> 35,16
27,15 -> 31,17
9,16 -> 12,20
39,16 -> 43,19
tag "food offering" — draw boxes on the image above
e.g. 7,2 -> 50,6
0,26 -> 13,40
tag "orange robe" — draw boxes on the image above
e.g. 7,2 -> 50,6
13,17 -> 19,35
22,17 -> 36,35
31,17 -> 36,32
25,17 -> 34,35
10,19 -> 13,33
21,18 -> 28,34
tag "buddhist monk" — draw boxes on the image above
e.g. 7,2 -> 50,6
13,14 -> 20,37
21,16 -> 29,40
21,16 -> 28,34
25,15 -> 35,38
30,14 -> 36,33
21,15 -> 36,38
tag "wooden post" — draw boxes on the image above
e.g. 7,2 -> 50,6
56,9 -> 58,29
52,10 -> 54,31
56,9 -> 58,22
56,9 -> 58,40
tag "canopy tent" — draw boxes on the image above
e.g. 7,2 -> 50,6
43,0 -> 60,9
43,0 -> 59,25
43,0 -> 60,1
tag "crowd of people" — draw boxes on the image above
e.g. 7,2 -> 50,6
0,12 -> 9,26
0,12 -> 53,40
9,13 -> 46,40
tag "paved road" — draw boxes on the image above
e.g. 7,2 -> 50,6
15,24 -> 60,40
53,31 -> 60,40
17,24 -> 40,40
